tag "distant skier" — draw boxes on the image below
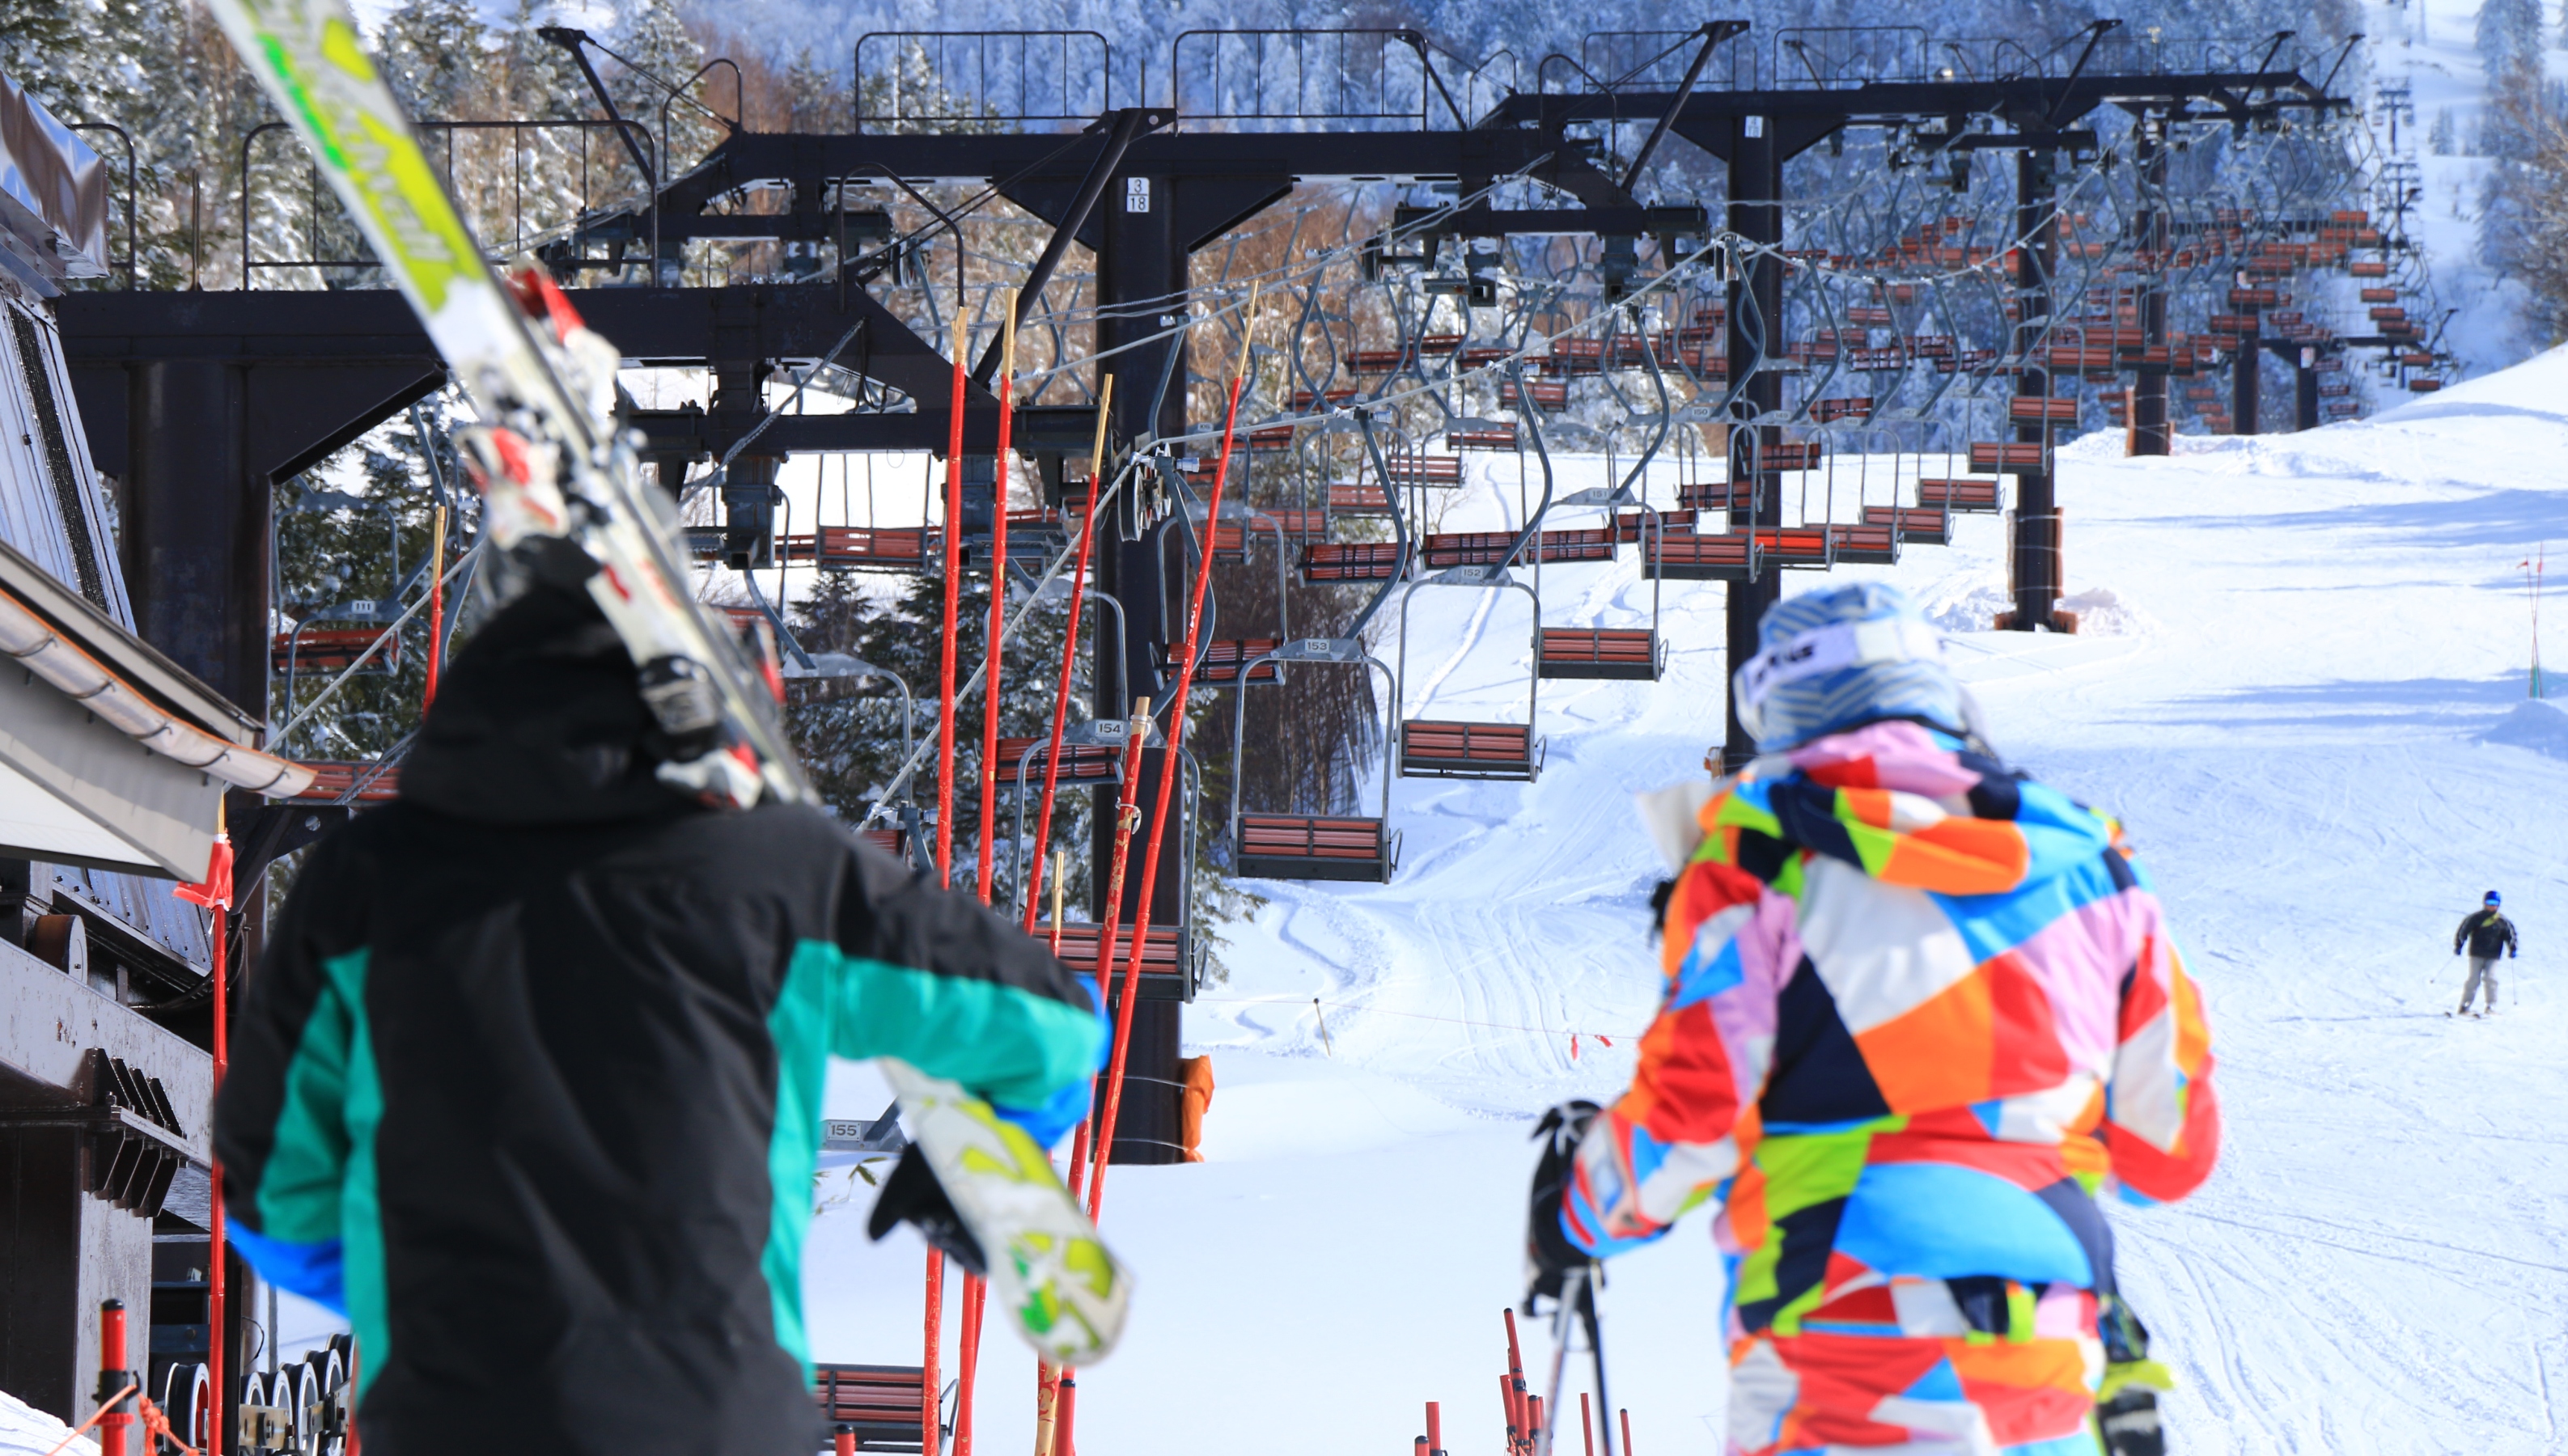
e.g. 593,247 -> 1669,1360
2452,891 -> 2519,1017
1528,582 -> 2218,1456
213,582 -> 1104,1456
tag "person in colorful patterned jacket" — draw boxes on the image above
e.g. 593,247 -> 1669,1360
1529,582 -> 2219,1456
213,583 -> 1105,1456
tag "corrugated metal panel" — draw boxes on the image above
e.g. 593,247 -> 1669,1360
47,861 -> 213,975
0,295 -> 131,626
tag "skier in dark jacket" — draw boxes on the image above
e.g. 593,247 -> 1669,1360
2453,891 -> 2519,1016
212,585 -> 1104,1456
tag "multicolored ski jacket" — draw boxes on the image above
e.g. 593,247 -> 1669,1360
1565,721 -> 2218,1338
211,588 -> 1104,1456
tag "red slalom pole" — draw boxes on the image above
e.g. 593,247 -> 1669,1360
921,1253 -> 944,1456
1580,1394 -> 1595,1456
1426,1400 -> 1443,1456
176,825 -> 234,1456
955,1275 -> 985,1456
1070,697 -> 1152,1201
1020,375 -> 1114,934
96,1300 -> 133,1456
422,502 -> 447,709
1620,1409 -> 1634,1456
1085,287 -> 1257,1219
975,291 -> 1019,906
937,313 -> 968,889
956,293 -> 1017,1456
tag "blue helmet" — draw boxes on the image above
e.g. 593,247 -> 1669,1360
2485,891 -> 2502,906
1733,582 -> 1967,752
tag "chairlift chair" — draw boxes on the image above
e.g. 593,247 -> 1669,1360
1225,413 -> 1413,883
1522,371 -> 1667,682
1392,400 -> 1545,783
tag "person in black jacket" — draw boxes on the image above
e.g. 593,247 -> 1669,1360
2453,890 -> 2519,1017
212,585 -> 1104,1456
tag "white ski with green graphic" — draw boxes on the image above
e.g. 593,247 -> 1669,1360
204,0 -> 800,810
881,1061 -> 1132,1365
206,0 -> 1131,1365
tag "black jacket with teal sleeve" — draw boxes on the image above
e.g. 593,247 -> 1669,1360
212,589 -> 1101,1456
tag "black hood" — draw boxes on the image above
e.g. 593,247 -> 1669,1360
399,586 -> 697,826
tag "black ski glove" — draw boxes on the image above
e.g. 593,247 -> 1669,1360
867,1143 -> 989,1276
1524,1100 -> 1601,1309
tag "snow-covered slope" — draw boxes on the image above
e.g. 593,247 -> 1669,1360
808,345 -> 2568,1454
0,1389 -> 91,1456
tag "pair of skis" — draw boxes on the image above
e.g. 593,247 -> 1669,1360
205,0 -> 1126,1367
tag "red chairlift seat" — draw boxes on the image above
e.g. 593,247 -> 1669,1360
2358,287 -> 2397,304
1328,482 -> 1394,515
1616,507 -> 1699,540
285,760 -> 400,802
1679,478 -> 1756,512
1498,379 -> 1570,409
2408,378 -> 2443,393
1918,477 -> 2002,512
1029,921 -> 1196,1000
1968,442 -> 2048,474
1384,455 -> 1465,487
1448,425 -> 1519,451
1235,814 -> 1397,882
1824,523 -> 1899,565
1536,627 -> 1665,681
1398,719 -> 1542,781
1159,638 -> 1284,687
1420,530 -> 1610,569
1245,425 -> 1297,451
2043,345 -> 2117,373
812,1365 -> 934,1453
1644,531 -> 1753,581
1290,387 -> 1358,410
2349,260 -> 2389,278
1862,505 -> 1952,544
1302,542 -> 1407,582
1249,507 -> 1331,540
1811,396 -> 1873,424
2007,397 -> 2081,425
989,737 -> 1123,785
1756,527 -> 1834,569
857,827 -> 909,861
782,527 -> 934,572
1747,441 -> 1824,472
273,625 -> 399,676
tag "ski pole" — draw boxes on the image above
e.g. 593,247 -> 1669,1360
1583,1276 -> 1614,1456
1536,1267 -> 1586,1456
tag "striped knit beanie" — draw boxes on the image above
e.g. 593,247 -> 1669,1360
1732,582 -> 1965,753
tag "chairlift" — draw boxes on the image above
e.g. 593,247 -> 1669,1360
274,489 -> 411,693
1529,361 -> 1667,682
1172,498 -> 1291,688
1225,419 -> 1410,882
1388,393 -> 1545,782
1029,736 -> 1207,1002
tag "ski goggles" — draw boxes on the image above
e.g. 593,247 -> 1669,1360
1731,616 -> 1948,742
